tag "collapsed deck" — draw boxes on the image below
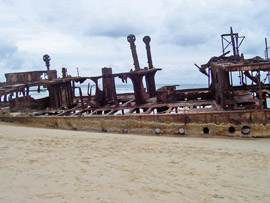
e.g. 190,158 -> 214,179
1,29 -> 270,137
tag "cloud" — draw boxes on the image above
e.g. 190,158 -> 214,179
0,39 -> 22,70
85,23 -> 142,38
0,38 -> 22,81
0,0 -> 269,84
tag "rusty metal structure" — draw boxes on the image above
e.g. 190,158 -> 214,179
1,28 -> 270,137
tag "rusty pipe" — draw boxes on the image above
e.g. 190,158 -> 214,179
43,54 -> 52,80
127,34 -> 140,71
143,36 -> 153,69
43,54 -> 51,71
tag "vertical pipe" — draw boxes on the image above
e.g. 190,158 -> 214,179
43,54 -> 51,80
143,36 -> 153,69
208,68 -> 210,87
235,33 -> 239,56
240,71 -> 244,85
143,36 -> 157,97
241,71 -> 244,85
68,82 -> 73,105
238,71 -> 241,84
127,34 -> 140,71
266,38 -> 268,58
258,72 -> 263,109
26,87 -> 29,96
251,71 -> 254,97
230,27 -> 237,57
72,80 -> 75,98
76,68 -> 79,77
230,72 -> 233,86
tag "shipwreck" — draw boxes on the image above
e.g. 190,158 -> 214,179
1,28 -> 270,137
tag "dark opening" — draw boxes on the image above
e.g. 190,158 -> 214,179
218,96 -> 221,104
203,127 -> 209,134
228,126 -> 235,133
156,106 -> 169,113
241,126 -> 251,135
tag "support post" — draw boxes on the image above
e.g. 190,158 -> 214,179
258,72 -> 263,109
145,72 -> 157,98
129,74 -> 147,105
143,36 -> 157,97
102,67 -> 118,106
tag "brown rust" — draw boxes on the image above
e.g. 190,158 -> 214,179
1,29 -> 270,137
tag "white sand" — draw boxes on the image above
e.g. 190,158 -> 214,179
0,122 -> 269,203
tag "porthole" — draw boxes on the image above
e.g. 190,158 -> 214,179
228,126 -> 235,133
241,126 -> 251,135
203,127 -> 209,134
178,128 -> 185,135
155,128 -> 161,135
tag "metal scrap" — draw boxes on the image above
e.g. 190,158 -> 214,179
1,29 -> 270,118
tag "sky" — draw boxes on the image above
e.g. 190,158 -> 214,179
0,0 -> 270,85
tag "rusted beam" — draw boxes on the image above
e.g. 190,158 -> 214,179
244,71 -> 260,84
198,51 -> 230,76
222,62 -> 270,72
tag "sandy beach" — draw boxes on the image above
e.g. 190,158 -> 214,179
0,122 -> 269,202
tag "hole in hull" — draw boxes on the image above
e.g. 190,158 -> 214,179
241,126 -> 251,135
203,127 -> 209,134
228,126 -> 235,133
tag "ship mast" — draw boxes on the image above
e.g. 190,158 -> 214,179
220,27 -> 245,58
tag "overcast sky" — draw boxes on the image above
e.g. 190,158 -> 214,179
0,0 -> 269,85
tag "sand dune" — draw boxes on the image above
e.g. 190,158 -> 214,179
0,122 -> 269,202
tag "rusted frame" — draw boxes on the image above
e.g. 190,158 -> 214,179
80,99 -> 216,117
221,27 -> 245,56
56,106 -> 79,116
217,62 -> 270,72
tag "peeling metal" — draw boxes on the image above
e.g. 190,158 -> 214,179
1,29 -> 270,137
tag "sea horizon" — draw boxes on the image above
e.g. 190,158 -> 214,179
29,83 -> 208,99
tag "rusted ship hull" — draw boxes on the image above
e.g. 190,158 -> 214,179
1,109 -> 270,138
1,28 -> 270,138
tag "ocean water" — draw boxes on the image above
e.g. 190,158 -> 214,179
29,83 -> 208,99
